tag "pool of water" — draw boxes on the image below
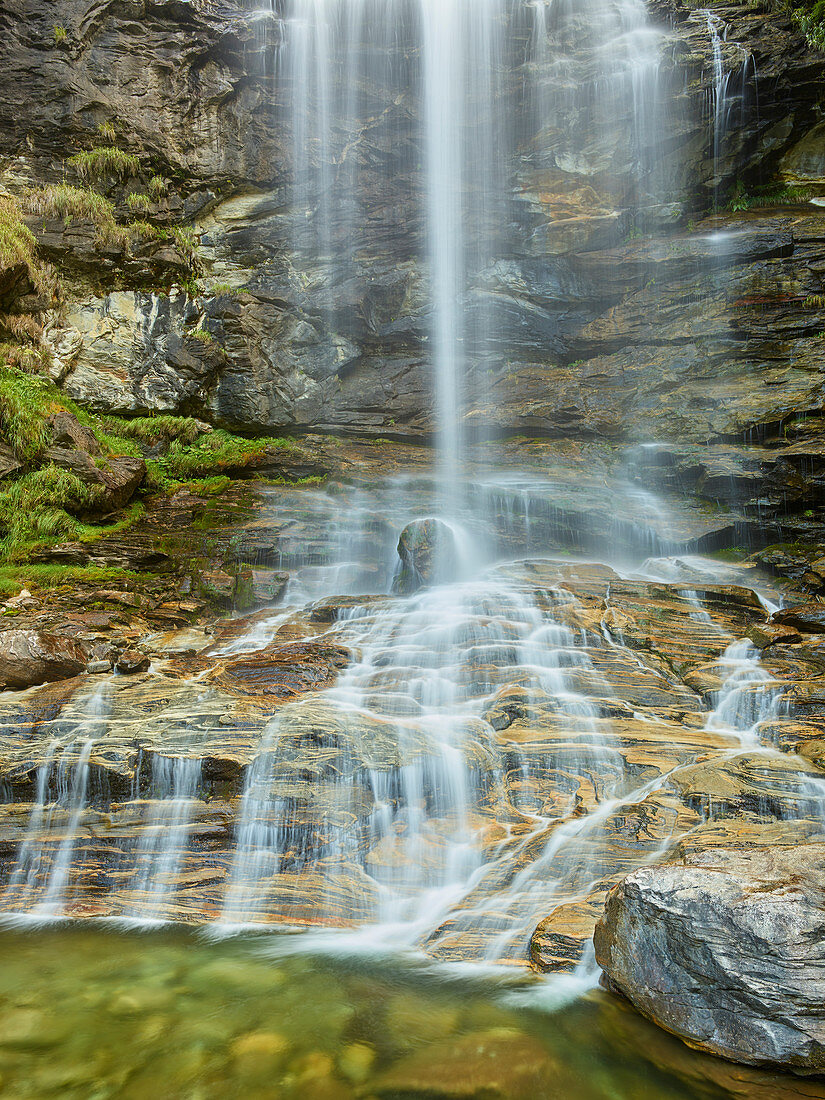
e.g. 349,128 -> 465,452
0,925 -> 821,1099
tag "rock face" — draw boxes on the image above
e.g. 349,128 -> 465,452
0,629 -> 88,690
0,0 -> 822,454
594,847 -> 825,1073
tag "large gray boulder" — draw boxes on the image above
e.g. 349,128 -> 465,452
0,629 -> 89,690
594,846 -> 825,1073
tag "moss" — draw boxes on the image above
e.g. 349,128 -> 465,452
53,25 -> 67,43
0,564 -> 145,598
68,147 -> 140,182
175,475 -> 233,496
145,429 -> 296,488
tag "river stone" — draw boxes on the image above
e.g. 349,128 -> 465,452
594,846 -> 825,1072
0,629 -> 88,690
392,517 -> 460,595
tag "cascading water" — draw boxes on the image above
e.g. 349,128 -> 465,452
1,0 -> 822,1000
125,755 -> 203,922
2,682 -> 109,918
692,8 -> 757,198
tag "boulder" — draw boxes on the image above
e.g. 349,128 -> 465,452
594,846 -> 825,1073
772,604 -> 825,635
747,622 -> 802,649
392,518 -> 460,595
116,648 -> 150,675
43,447 -> 146,511
48,410 -> 100,455
0,629 -> 88,690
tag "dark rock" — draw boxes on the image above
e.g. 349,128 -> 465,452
0,443 -> 22,480
772,604 -> 825,634
43,446 -> 145,510
392,518 -> 460,595
116,649 -> 150,675
594,846 -> 825,1073
0,629 -> 88,690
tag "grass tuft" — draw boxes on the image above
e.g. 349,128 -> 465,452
68,147 -> 140,182
148,176 -> 168,199
127,192 -> 151,213
102,415 -> 205,447
0,195 -> 58,298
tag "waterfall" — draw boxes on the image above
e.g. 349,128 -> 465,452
693,8 -> 757,198
276,0 -> 665,474
1,682 -> 109,918
124,755 -> 202,922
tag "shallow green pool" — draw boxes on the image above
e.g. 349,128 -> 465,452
0,924 -> 820,1099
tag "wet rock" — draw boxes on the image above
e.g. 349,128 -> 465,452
116,649 -> 150,675
176,641 -> 351,705
392,518 -> 460,595
0,629 -> 88,690
748,622 -> 802,649
235,566 -> 288,609
772,604 -> 825,635
594,846 -> 825,1072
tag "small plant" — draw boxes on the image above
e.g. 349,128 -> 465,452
128,219 -> 164,241
97,121 -> 117,142
27,183 -> 116,227
147,176 -> 168,199
0,195 -> 58,299
68,147 -> 140,182
171,226 -> 199,264
210,282 -> 248,297
126,192 -> 151,213
188,328 -> 215,346
729,178 -> 814,213
53,25 -> 67,43
803,294 -> 825,309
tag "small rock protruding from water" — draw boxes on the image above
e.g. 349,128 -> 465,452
392,518 -> 460,595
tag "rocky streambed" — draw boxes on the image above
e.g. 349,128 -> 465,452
0,456 -> 824,1080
